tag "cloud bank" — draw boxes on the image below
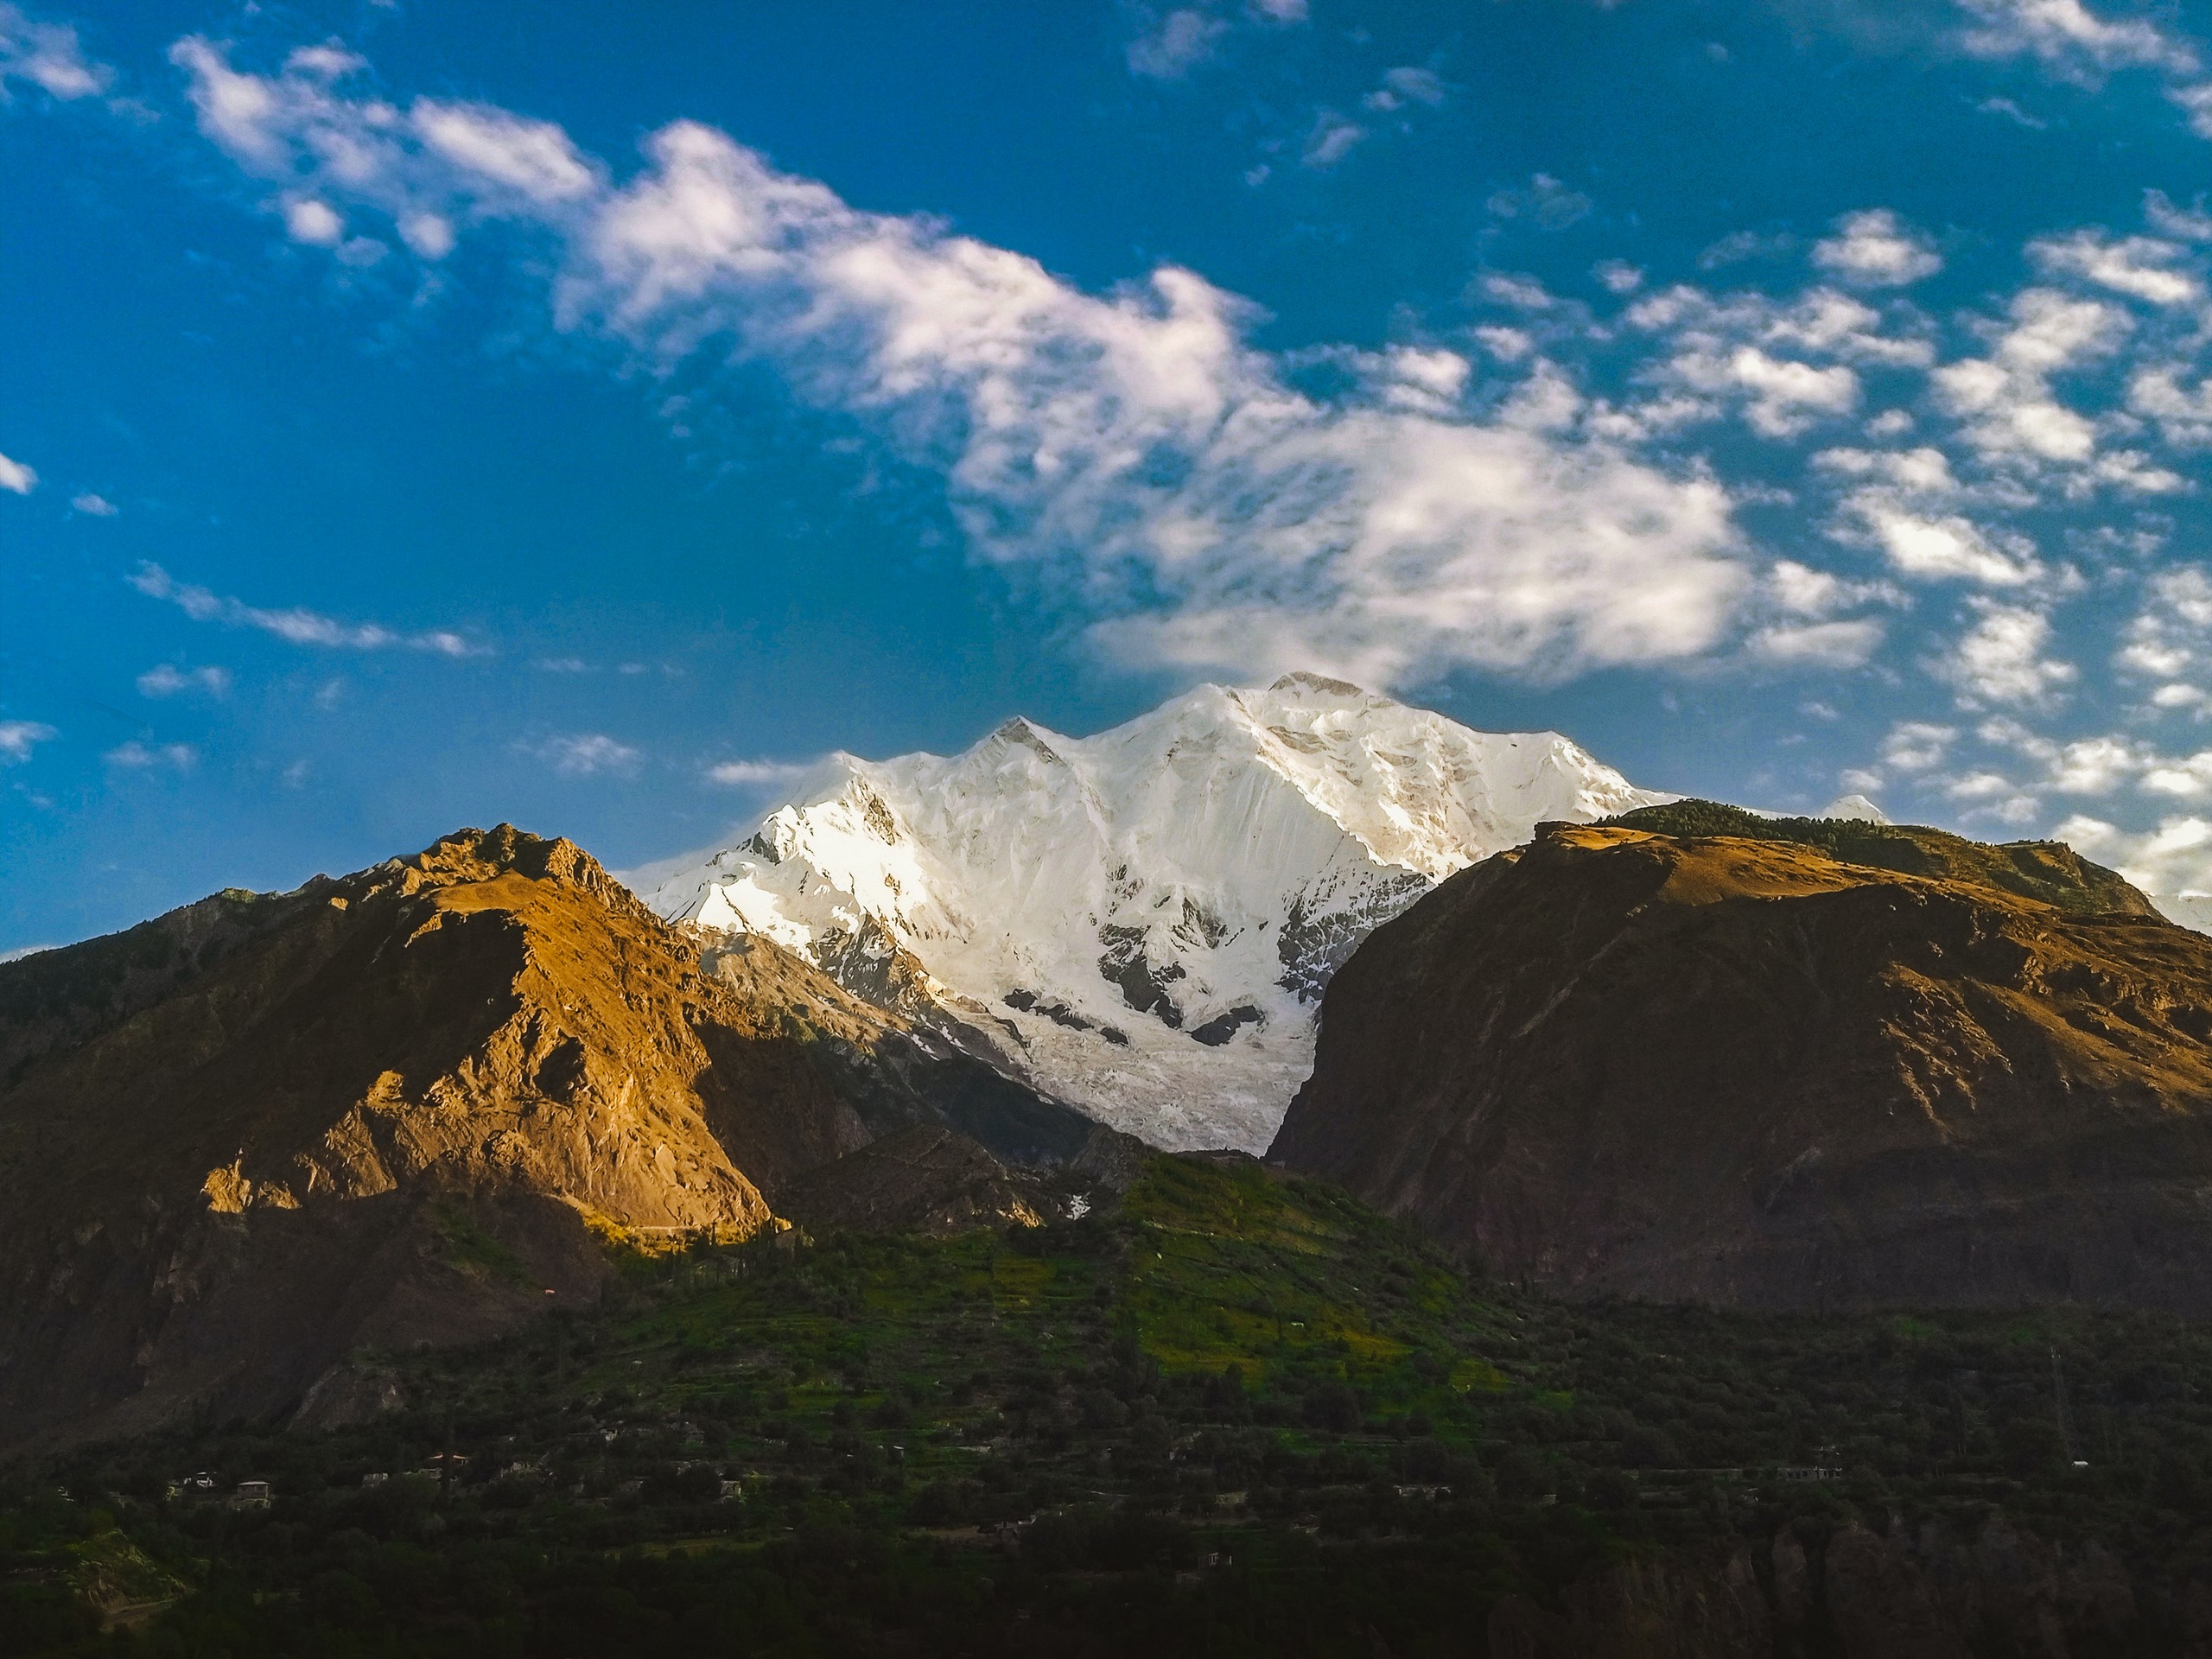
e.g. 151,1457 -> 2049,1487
167,38 -> 1753,690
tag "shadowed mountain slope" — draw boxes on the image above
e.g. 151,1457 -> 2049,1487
0,826 -> 1090,1452
1273,817 -> 2212,1312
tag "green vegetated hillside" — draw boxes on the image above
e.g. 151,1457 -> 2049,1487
10,1156 -> 2212,1656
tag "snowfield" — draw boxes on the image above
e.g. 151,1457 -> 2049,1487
638,674 -> 1669,1152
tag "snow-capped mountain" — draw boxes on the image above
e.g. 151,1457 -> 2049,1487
637,674 -> 1669,1152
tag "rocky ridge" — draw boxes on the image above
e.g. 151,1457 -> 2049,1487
1273,810 -> 2212,1312
0,826 -> 1090,1452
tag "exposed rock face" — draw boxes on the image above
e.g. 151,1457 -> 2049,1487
1273,819 -> 2212,1312
0,826 -> 1087,1451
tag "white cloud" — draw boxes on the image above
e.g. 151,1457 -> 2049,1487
2173,81 -> 2212,138
105,740 -> 196,771
1482,274 -> 1556,310
522,733 -> 639,778
1127,10 -> 1227,79
1881,720 -> 1958,772
1814,444 -> 1960,495
0,719 -> 56,762
0,3 -> 110,99
1929,287 -> 2176,488
1977,95 -> 2048,127
1860,505 -> 2042,586
168,41 -> 1772,690
2044,733 -> 2152,793
1375,346 -> 1471,413
2127,365 -> 2212,448
1624,284 -> 1931,443
69,491 -> 116,515
283,196 -> 343,245
1764,289 -> 1934,367
0,449 -> 35,494
2028,229 -> 2202,307
1941,598 -> 2077,706
1767,557 -> 1902,618
1473,326 -> 1533,362
1954,0 -> 2200,80
1698,229 -> 1795,270
401,211 -> 455,260
1593,259 -> 1643,295
137,664 -> 231,698
1302,111 -> 1363,167
1943,768 -> 2040,823
2141,751 -> 2212,798
410,99 -> 599,202
1812,446 -> 2051,588
1486,174 -> 1591,230
1722,348 -> 1860,438
1811,208 -> 1942,289
1364,66 -> 1445,111
1249,0 -> 1307,18
1958,0 -> 2212,143
1747,618 -> 1885,667
706,757 -> 814,786
2145,189 -> 2212,240
2115,565 -> 2212,707
169,35 -> 601,246
128,561 -> 485,656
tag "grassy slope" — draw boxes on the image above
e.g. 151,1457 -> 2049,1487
1602,798 -> 2156,916
10,1159 -> 2212,1654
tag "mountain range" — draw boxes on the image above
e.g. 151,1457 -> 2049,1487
11,681 -> 2212,1456
634,673 -> 1670,1151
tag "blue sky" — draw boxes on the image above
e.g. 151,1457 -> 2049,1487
11,0 -> 2212,951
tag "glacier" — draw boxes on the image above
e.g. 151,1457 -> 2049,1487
635,674 -> 1669,1152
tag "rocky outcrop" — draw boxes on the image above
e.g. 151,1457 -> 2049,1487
777,1125 -> 1054,1236
1274,818 -> 2212,1312
0,825 -> 1090,1452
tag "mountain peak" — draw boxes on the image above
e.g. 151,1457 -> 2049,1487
402,823 -> 608,890
641,682 -> 1667,1151
1265,671 -> 1376,699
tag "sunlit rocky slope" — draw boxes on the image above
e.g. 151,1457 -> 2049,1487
0,826 -> 1090,1452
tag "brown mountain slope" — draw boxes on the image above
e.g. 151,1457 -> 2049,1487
0,826 -> 1091,1452
1271,819 -> 2212,1313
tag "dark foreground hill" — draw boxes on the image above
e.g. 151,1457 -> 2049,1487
0,827 -> 1096,1454
1272,810 -> 2212,1313
11,1156 -> 2212,1656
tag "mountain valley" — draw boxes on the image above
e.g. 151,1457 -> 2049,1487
14,707 -> 2212,1656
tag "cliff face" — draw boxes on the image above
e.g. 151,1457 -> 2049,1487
1272,821 -> 2212,1312
0,826 -> 1086,1451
